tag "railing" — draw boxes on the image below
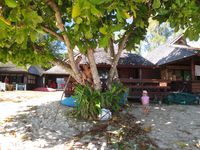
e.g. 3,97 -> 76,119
120,78 -> 171,99
191,81 -> 200,93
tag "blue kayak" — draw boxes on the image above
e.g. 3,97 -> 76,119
60,96 -> 77,107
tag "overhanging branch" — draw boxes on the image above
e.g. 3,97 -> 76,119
46,0 -> 81,79
42,26 -> 64,42
32,44 -> 77,79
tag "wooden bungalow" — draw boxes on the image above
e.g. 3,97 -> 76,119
0,63 -> 44,90
43,65 -> 69,89
79,48 -> 159,80
44,48 -> 165,98
146,33 -> 200,94
79,48 -> 164,98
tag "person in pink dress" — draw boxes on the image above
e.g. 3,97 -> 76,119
141,90 -> 150,115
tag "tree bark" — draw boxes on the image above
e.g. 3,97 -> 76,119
87,48 -> 102,90
42,26 -> 64,42
107,33 -> 130,88
32,43 -> 82,83
47,0 -> 82,84
108,38 -> 119,82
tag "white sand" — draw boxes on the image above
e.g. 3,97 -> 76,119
130,104 -> 200,150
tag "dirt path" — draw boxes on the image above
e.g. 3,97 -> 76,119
1,91 -> 199,149
0,91 -> 156,150
0,91 -> 62,122
130,104 -> 200,150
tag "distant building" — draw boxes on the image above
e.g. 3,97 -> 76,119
0,63 -> 44,90
146,33 -> 200,93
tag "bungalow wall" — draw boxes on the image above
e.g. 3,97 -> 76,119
141,68 -> 160,79
43,74 -> 69,89
0,73 -> 40,90
118,68 -> 140,79
160,56 -> 200,93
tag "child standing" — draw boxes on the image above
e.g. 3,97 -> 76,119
141,90 -> 150,115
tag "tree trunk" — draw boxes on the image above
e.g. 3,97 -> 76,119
53,58 -> 82,83
108,38 -> 119,83
87,48 -> 102,90
107,33 -> 130,88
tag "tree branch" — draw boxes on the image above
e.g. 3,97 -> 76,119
32,44 -> 80,81
46,0 -> 82,83
107,32 -> 131,87
109,38 -> 115,59
52,57 -> 77,79
108,38 -> 119,82
46,0 -> 64,31
41,26 -> 64,42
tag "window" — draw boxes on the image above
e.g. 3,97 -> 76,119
56,78 -> 65,89
28,75 -> 36,84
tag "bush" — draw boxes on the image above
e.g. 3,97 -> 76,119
101,83 -> 128,112
72,83 -> 128,119
73,84 -> 101,119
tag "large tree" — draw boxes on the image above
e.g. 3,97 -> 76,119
0,0 -> 199,90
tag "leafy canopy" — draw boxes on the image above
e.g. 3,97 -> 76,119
0,0 -> 200,66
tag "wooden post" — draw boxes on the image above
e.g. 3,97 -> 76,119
191,57 -> 195,81
43,76 -> 46,87
139,68 -> 142,79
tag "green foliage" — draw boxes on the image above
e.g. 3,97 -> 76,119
154,0 -> 200,41
5,0 -> 17,8
73,84 -> 101,119
137,19 -> 177,54
0,0 -> 200,68
72,83 -> 127,119
101,83 -> 128,112
152,0 -> 161,9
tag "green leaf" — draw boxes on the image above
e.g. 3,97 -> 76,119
22,9 -> 43,27
15,29 -> 26,44
110,24 -> 124,32
85,30 -> 93,39
99,36 -> 109,48
89,0 -> 107,5
123,12 -> 130,19
72,3 -> 81,18
116,8 -> 123,22
74,24 -> 79,32
30,31 -> 38,42
83,1 -> 91,9
9,8 -> 21,22
58,0 -> 63,5
75,17 -> 83,24
5,0 -> 17,8
0,30 -> 7,39
153,0 -> 161,9
91,5 -> 102,17
0,16 -> 11,29
99,26 -> 107,35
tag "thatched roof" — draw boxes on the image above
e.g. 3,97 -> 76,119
44,65 -> 69,75
0,62 -> 45,75
0,62 -> 28,73
146,34 -> 199,65
44,48 -> 153,75
80,48 -> 153,66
